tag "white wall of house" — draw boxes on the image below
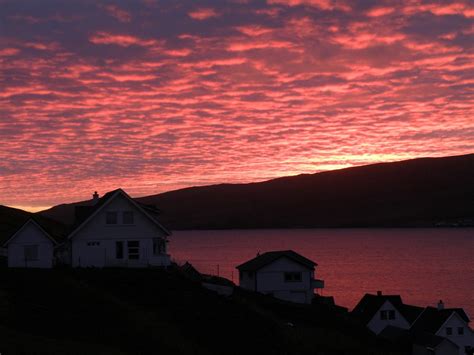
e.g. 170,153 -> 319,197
71,194 -> 170,268
240,257 -> 315,304
367,300 -> 411,334
435,313 -> 474,355
7,221 -> 54,268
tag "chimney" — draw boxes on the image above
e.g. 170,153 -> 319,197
377,291 -> 382,296
92,191 -> 99,204
437,300 -> 444,310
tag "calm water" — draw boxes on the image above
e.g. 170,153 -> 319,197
169,229 -> 474,317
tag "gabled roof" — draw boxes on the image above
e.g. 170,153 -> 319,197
68,189 -> 171,239
236,250 -> 317,271
410,306 -> 470,334
351,293 -> 423,325
2,217 -> 67,247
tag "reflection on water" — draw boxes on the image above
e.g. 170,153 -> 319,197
170,228 -> 474,316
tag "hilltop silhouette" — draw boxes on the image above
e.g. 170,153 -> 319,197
33,153 -> 474,229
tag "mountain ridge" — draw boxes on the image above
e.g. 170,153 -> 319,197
35,153 -> 474,229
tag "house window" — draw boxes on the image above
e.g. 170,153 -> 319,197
153,238 -> 165,255
458,327 -> 464,335
123,211 -> 134,224
87,241 -> 100,246
284,272 -> 302,282
388,310 -> 396,320
24,245 -> 38,261
380,310 -> 388,320
247,272 -> 254,279
446,327 -> 452,335
128,241 -> 140,260
116,241 -> 124,259
106,211 -> 118,224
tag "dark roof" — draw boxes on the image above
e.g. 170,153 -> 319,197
3,216 -> 67,246
236,250 -> 317,271
351,293 -> 423,325
410,306 -> 470,334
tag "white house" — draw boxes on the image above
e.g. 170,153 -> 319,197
410,302 -> 474,355
65,189 -> 171,268
2,218 -> 64,268
236,250 -> 324,304
351,292 -> 423,335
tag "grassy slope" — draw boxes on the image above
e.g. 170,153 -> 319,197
0,268 -> 396,355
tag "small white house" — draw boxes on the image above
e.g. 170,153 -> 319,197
410,302 -> 474,355
236,250 -> 324,304
66,189 -> 171,268
351,292 -> 423,335
3,218 -> 62,268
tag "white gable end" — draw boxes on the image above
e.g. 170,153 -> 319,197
7,220 -> 54,268
435,312 -> 474,355
367,300 -> 410,335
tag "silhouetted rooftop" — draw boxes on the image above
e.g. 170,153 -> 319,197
410,306 -> 470,334
351,293 -> 423,325
236,250 -> 317,272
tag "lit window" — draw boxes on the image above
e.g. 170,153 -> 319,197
24,245 -> 38,261
116,241 -> 124,259
128,241 -> 140,260
388,310 -> 396,320
284,272 -> 302,282
380,310 -> 388,320
458,327 -> 464,335
123,211 -> 134,224
446,327 -> 452,335
106,211 -> 118,224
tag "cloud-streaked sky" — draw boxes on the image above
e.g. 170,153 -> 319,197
1,0 -> 473,211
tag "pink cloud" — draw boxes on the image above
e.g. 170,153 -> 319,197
188,8 -> 219,20
89,32 -> 158,47
366,7 -> 396,17
0,48 -> 20,56
267,0 -> 351,11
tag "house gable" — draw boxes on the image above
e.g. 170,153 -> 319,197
367,300 -> 411,334
69,189 -> 170,240
5,219 -> 55,268
71,192 -> 169,242
3,219 -> 56,247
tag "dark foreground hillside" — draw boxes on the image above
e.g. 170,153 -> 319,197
0,268 -> 397,355
39,153 -> 474,229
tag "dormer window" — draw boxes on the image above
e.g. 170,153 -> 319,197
458,327 -> 464,335
446,327 -> 452,335
380,310 -> 388,320
388,310 -> 395,320
123,211 -> 134,224
106,211 -> 118,224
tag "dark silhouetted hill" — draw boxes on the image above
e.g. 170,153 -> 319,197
0,268 -> 396,355
40,154 -> 474,229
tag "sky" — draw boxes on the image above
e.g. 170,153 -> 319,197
0,0 -> 473,211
